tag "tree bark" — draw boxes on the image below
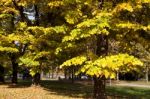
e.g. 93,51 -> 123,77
146,66 -> 149,83
10,0 -> 27,84
93,76 -> 106,99
0,65 -> 5,83
32,73 -> 41,85
93,33 -> 108,98
34,5 -> 40,26
11,57 -> 18,84
64,68 -> 67,79
71,66 -> 74,83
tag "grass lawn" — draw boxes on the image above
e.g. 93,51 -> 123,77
107,86 -> 150,99
0,80 -> 150,99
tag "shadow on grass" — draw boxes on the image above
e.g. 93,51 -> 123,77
107,86 -> 150,99
6,80 -> 32,88
40,80 -> 93,99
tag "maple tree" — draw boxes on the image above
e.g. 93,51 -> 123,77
0,0 -> 149,98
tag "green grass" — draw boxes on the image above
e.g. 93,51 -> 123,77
0,80 -> 150,99
107,86 -> 150,99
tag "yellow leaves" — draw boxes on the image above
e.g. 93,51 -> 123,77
60,53 -> 143,78
65,10 -> 82,24
135,4 -> 143,9
52,25 -> 68,34
29,68 -> 41,76
62,12 -> 111,42
0,14 -> 12,19
7,33 -> 29,44
113,2 -> 133,14
0,46 -> 19,53
29,69 -> 36,76
110,73 -> 116,79
55,47 -> 62,55
61,53 -> 143,78
0,0 -> 18,14
60,56 -> 87,68
103,70 -> 110,78
16,22 -> 27,31
48,1 -> 64,8
28,25 -> 67,36
27,26 -> 45,36
116,21 -> 150,33
116,22 -> 143,31
1,7 -> 19,15
62,29 -> 81,42
77,19 -> 96,28
136,0 -> 150,3
19,57 -> 40,67
0,0 -> 12,6
34,51 -> 50,60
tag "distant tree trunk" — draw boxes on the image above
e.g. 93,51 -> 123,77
116,71 -> 119,82
51,66 -> 54,79
71,66 -> 74,83
32,73 -> 41,85
64,68 -> 67,79
146,65 -> 149,83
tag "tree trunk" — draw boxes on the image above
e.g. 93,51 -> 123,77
32,73 -> 41,85
93,76 -> 106,99
146,66 -> 149,83
64,68 -> 67,79
0,65 -> 5,83
94,33 -> 108,98
34,5 -> 40,26
71,67 -> 74,83
11,58 -> 18,84
51,66 -> 54,79
116,71 -> 119,82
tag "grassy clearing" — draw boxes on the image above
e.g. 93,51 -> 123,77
0,80 -> 150,99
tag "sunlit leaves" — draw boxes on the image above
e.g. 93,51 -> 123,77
34,51 -> 50,60
0,14 -> 12,19
116,21 -> 150,32
63,12 -> 111,42
60,56 -> 87,68
27,25 -> 67,36
16,22 -> 27,31
60,54 -> 143,79
0,46 -> 18,53
65,10 -> 83,24
19,57 -> 40,67
48,1 -> 64,8
84,54 -> 143,78
113,2 -> 133,13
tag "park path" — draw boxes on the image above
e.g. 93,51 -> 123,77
114,83 -> 150,88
